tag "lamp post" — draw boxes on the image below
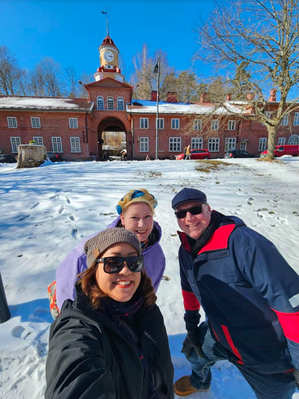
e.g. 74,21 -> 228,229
153,55 -> 160,160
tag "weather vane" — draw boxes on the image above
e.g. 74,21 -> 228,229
101,7 -> 109,36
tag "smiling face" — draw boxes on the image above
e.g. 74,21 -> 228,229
95,243 -> 141,302
176,201 -> 211,240
120,202 -> 154,242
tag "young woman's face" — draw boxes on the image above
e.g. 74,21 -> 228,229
95,243 -> 141,302
120,202 -> 154,242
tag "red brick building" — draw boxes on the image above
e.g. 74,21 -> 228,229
1,34 -> 299,160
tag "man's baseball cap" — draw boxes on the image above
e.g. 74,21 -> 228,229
171,188 -> 207,210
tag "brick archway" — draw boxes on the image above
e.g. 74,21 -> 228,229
97,117 -> 131,159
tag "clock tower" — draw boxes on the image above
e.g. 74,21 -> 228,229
94,34 -> 125,83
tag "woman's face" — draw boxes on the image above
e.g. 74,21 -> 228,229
95,243 -> 141,302
120,202 -> 154,242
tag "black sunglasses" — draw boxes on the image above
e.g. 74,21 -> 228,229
175,204 -> 204,219
95,256 -> 143,274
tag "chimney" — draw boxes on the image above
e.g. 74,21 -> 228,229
268,89 -> 277,102
151,91 -> 157,102
200,92 -> 209,103
167,92 -> 177,103
226,94 -> 231,101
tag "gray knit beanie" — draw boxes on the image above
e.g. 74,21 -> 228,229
84,227 -> 141,268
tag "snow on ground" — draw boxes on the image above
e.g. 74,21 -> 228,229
0,157 -> 299,399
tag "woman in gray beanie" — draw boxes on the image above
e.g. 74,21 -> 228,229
46,228 -> 174,399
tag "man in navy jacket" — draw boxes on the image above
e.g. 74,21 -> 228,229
172,188 -> 299,398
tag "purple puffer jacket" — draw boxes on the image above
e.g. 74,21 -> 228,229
56,217 -> 165,310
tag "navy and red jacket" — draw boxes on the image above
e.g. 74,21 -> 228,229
179,214 -> 299,374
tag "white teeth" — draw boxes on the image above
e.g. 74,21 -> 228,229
116,281 -> 131,286
137,230 -> 146,234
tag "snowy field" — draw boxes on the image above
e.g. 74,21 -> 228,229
0,157 -> 299,399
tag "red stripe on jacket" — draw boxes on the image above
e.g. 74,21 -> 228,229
197,224 -> 235,255
221,325 -> 244,364
182,290 -> 200,311
272,308 -> 299,343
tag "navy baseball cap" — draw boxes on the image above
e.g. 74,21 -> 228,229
171,188 -> 207,210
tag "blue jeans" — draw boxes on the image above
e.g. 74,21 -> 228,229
187,322 -> 296,399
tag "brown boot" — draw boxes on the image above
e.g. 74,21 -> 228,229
174,376 -> 210,397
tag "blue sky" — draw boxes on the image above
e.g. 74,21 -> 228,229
1,0 -> 216,82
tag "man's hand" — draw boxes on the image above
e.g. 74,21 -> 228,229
293,369 -> 299,390
181,327 -> 203,359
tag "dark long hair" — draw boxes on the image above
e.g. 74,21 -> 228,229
77,264 -> 157,309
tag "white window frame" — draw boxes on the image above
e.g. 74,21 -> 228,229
140,118 -> 149,129
156,118 -> 164,129
10,137 -> 21,153
97,96 -> 104,110
171,118 -> 180,129
211,119 -> 219,130
31,117 -> 41,128
194,119 -> 202,130
240,141 -> 247,151
169,137 -> 181,152
33,136 -> 43,146
107,97 -> 114,110
208,138 -> 220,152
117,96 -> 124,110
70,137 -> 81,153
7,117 -> 17,128
191,137 -> 203,149
294,113 -> 299,126
265,111 -> 272,118
281,114 -> 288,126
140,137 -> 149,152
278,137 -> 286,146
69,118 -> 78,129
52,137 -> 63,153
225,138 -> 236,152
258,138 -> 267,151
228,120 -> 236,130
288,135 -> 299,145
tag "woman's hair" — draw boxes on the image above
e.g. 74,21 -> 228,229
116,188 -> 157,215
77,266 -> 156,309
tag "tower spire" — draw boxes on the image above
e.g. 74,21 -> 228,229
101,8 -> 109,36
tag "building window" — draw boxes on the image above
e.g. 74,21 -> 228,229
191,137 -> 203,149
69,118 -> 78,129
7,117 -> 17,128
156,118 -> 164,129
169,137 -> 181,152
97,96 -> 104,110
288,135 -> 299,145
208,138 -> 220,152
117,97 -> 124,110
10,137 -> 21,153
140,137 -> 149,152
31,117 -> 41,128
265,111 -> 272,118
194,119 -> 202,130
278,137 -> 286,146
107,97 -> 114,110
171,118 -> 180,129
33,136 -> 43,146
258,138 -> 267,151
140,118 -> 149,129
294,113 -> 299,126
281,114 -> 288,126
228,120 -> 236,130
225,138 -> 236,152
240,141 -> 247,151
211,119 -> 219,130
70,137 -> 81,153
52,137 -> 63,153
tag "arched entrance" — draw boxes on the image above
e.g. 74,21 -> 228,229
97,117 -> 130,160
288,135 -> 299,145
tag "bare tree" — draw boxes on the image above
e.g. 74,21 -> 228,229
196,0 -> 299,159
65,67 -> 79,98
0,46 -> 24,95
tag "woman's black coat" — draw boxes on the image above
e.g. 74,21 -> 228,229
45,289 -> 174,399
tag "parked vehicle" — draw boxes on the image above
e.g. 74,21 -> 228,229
0,154 -> 17,163
261,144 -> 299,158
176,148 -> 210,160
225,150 -> 255,159
47,151 -> 64,162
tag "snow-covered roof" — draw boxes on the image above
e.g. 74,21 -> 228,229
127,99 -> 247,115
0,96 -> 94,112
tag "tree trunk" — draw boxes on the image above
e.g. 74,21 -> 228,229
17,144 -> 47,168
266,125 -> 277,160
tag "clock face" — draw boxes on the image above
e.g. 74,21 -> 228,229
104,50 -> 114,62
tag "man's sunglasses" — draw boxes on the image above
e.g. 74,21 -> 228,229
95,256 -> 143,274
175,204 -> 204,219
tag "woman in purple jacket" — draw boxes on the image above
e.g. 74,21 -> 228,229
53,189 -> 165,314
